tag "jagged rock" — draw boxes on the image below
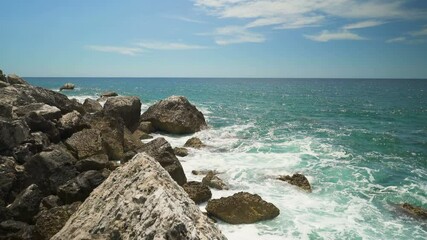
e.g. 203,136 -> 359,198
39,195 -> 62,211
141,96 -> 207,134
7,184 -> 43,222
51,153 -> 226,240
399,203 -> 427,220
0,102 -> 13,119
103,96 -> 141,131
0,118 -> 30,151
184,137 -> 206,149
123,127 -> 144,152
59,83 -> 75,91
277,173 -> 312,192
75,155 -> 109,172
140,138 -> 187,186
14,103 -> 62,120
202,171 -> 228,190
7,74 -> 28,85
137,121 -> 155,134
206,192 -> 280,224
174,147 -> 189,157
35,202 -> 80,240
57,169 -> 110,204
100,91 -> 118,98
0,156 -> 17,204
0,220 -> 37,239
192,169 -> 221,176
183,181 -> 212,204
82,98 -> 102,113
65,129 -> 105,159
24,112 -> 61,143
58,110 -> 86,139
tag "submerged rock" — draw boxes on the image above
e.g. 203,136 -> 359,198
206,192 -> 280,224
399,203 -> 427,220
183,181 -> 212,204
184,137 -> 206,149
174,147 -> 189,157
277,173 -> 312,192
103,96 -> 141,131
59,83 -> 75,91
202,171 -> 228,190
51,153 -> 226,240
141,95 -> 207,134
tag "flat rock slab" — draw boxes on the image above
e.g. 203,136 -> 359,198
52,153 -> 226,240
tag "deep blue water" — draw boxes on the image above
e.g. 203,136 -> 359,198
27,78 -> 427,239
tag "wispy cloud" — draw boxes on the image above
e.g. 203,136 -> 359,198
386,37 -> 407,43
387,25 -> 427,44
86,45 -> 143,55
305,30 -> 366,42
343,20 -> 385,30
410,26 -> 427,36
137,41 -> 208,50
201,26 -> 266,45
165,15 -> 206,24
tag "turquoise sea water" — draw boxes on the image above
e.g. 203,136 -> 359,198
27,78 -> 427,239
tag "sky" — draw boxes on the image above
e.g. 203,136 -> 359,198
0,0 -> 427,78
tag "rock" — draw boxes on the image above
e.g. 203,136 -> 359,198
206,192 -> 280,224
51,153 -> 226,240
399,203 -> 427,220
202,171 -> 228,190
103,96 -> 141,131
65,129 -> 105,159
75,155 -> 109,172
174,147 -> 189,157
140,138 -> 187,186
35,202 -> 80,240
57,169 -> 110,204
132,129 -> 153,140
184,137 -> 206,149
141,96 -> 207,134
0,69 -> 7,83
59,83 -> 75,91
0,118 -> 30,151
39,195 -> 62,211
24,112 -> 61,142
137,121 -> 155,134
0,81 -> 9,88
123,127 -> 144,153
277,173 -> 312,192
7,184 -> 43,222
0,102 -> 13,119
0,156 -> 17,204
14,103 -> 62,120
82,98 -> 102,113
0,220 -> 37,239
192,169 -> 221,176
183,181 -> 212,204
7,74 -> 28,85
100,91 -> 118,98
12,143 -> 36,164
58,110 -> 86,139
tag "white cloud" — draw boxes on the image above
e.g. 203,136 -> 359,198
165,15 -> 206,24
410,26 -> 427,36
86,45 -> 143,55
203,26 -> 266,45
305,30 -> 366,42
386,37 -> 407,43
137,41 -> 208,50
343,20 -> 385,30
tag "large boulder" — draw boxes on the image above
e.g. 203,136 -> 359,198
141,96 -> 207,134
7,184 -> 43,223
103,96 -> 141,131
140,138 -> 187,186
82,98 -> 102,113
51,153 -> 226,240
183,181 -> 212,204
65,129 -> 105,159
202,171 -> 228,190
0,118 -> 30,151
58,110 -> 86,139
24,112 -> 61,143
7,74 -> 28,85
35,202 -> 81,240
277,173 -> 312,192
206,192 -> 280,224
14,103 -> 62,120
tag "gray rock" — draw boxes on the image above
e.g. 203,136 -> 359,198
0,102 -> 13,119
206,192 -> 280,224
184,137 -> 206,149
39,195 -> 62,211
59,83 -> 75,91
58,110 -> 86,139
183,181 -> 212,204
7,74 -> 28,85
51,153 -> 226,240
24,112 -> 61,143
0,156 -> 17,204
14,103 -> 62,120
202,171 -> 228,190
174,147 -> 189,157
140,137 -> 187,186
123,127 -> 144,153
7,184 -> 43,222
75,155 -> 109,172
103,96 -> 141,131
0,220 -> 37,239
65,129 -> 105,159
0,118 -> 30,151
141,95 -> 207,134
82,98 -> 102,113
137,120 -> 155,133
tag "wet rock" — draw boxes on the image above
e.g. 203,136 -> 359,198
7,184 -> 43,223
184,137 -> 206,149
206,192 -> 280,224
14,103 -> 62,120
65,129 -> 105,159
75,155 -> 109,172
137,121 -> 155,134
103,96 -> 141,131
59,83 -> 75,91
174,147 -> 189,157
82,98 -> 102,113
0,156 -> 17,204
399,203 -> 427,220
140,96 -> 207,134
202,171 -> 228,190
183,181 -> 212,204
35,202 -> 80,240
51,153 -> 226,240
0,119 -> 30,151
277,173 -> 312,192
7,74 -> 28,85
0,220 -> 37,240
57,169 -> 110,204
140,137 -> 187,186
39,195 -> 62,211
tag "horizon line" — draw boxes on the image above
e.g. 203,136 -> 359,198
23,76 -> 427,80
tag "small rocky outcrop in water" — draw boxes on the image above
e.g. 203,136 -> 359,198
184,137 -> 206,149
183,181 -> 212,204
59,83 -> 75,91
100,91 -> 118,98
140,95 -> 207,134
52,153 -> 226,240
202,171 -> 228,190
103,96 -> 141,131
174,147 -> 189,157
206,192 -> 280,224
278,173 -> 312,192
399,203 -> 427,220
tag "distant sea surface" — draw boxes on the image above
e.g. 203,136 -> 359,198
27,77 -> 427,240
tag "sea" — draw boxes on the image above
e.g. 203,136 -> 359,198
26,77 -> 427,240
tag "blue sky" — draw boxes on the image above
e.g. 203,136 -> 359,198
0,0 -> 427,78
